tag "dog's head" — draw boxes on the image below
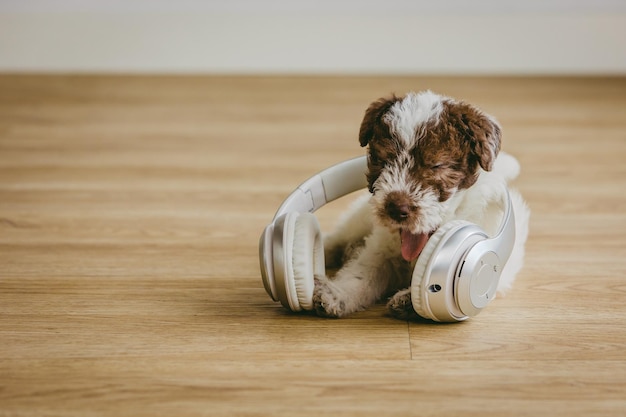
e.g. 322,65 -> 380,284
359,91 -> 502,261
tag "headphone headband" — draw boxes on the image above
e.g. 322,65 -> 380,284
479,188 -> 516,266
272,156 -> 368,220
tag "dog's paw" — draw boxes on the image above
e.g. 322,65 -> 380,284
313,275 -> 346,318
387,288 -> 420,321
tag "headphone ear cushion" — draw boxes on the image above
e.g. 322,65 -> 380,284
289,212 -> 325,311
411,220 -> 471,320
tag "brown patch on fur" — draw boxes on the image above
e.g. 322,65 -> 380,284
415,100 -> 501,192
358,96 -> 400,192
441,100 -> 502,172
358,96 -> 398,147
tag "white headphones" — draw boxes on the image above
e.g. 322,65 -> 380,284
259,156 -> 516,322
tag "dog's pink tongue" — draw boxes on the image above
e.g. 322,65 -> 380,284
400,230 -> 429,262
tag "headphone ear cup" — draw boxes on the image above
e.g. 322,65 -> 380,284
287,212 -> 324,311
411,220 -> 473,320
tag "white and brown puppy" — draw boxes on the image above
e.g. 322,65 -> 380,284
314,91 -> 509,319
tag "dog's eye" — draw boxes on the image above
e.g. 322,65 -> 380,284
431,163 -> 445,170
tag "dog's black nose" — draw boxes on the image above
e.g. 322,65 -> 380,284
386,201 -> 411,222
387,203 -> 411,221
385,191 -> 415,222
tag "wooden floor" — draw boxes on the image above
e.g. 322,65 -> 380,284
1,75 -> 625,416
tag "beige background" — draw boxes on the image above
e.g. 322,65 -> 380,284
1,1 -> 625,74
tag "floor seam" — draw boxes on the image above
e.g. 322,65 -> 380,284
407,321 -> 413,360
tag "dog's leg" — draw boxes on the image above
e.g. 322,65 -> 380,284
314,228 -> 406,318
313,260 -> 386,318
387,288 -> 421,321
324,193 -> 373,268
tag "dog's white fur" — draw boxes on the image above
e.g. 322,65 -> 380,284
313,91 -> 530,319
384,90 -> 444,147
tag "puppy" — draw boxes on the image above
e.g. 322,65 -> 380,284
313,90 -> 520,319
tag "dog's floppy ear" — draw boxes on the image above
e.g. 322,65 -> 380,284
471,114 -> 501,172
449,101 -> 502,172
359,96 -> 397,147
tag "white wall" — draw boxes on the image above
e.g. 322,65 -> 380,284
1,1 -> 625,74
